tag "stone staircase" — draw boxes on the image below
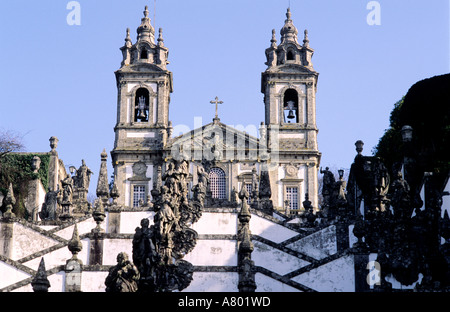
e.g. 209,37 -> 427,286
0,207 -> 362,292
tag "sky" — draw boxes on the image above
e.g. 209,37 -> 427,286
0,0 -> 448,197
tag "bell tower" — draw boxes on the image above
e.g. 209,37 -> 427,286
261,8 -> 321,211
111,6 -> 173,207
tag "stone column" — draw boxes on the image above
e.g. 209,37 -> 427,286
89,200 -> 106,265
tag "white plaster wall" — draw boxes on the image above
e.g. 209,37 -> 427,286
252,241 -> 310,276
183,272 -> 239,292
23,239 -> 89,271
124,165 -> 133,207
184,240 -> 237,266
81,271 -> 109,292
11,223 -> 60,260
292,255 -> 355,292
54,218 -> 97,240
119,211 -> 154,234
12,271 -> 65,292
102,238 -> 133,265
286,225 -> 337,260
37,180 -> 46,214
0,261 -> 31,289
250,214 -> 298,243
255,273 -> 301,292
191,212 -> 237,235
277,165 -> 285,207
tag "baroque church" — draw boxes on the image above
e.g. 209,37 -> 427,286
1,6 -> 449,293
111,6 -> 321,214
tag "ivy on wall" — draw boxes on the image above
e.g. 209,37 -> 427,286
0,153 -> 50,218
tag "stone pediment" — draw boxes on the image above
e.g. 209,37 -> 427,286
167,120 -> 265,162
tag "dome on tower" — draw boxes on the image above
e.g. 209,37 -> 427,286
136,5 -> 155,44
280,8 -> 299,44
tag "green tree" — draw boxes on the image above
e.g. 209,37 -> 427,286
373,73 -> 450,190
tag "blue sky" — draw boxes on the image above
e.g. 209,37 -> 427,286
0,0 -> 448,197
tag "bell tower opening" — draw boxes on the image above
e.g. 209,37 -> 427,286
140,48 -> 148,59
283,88 -> 299,123
287,50 -> 295,61
134,88 -> 150,122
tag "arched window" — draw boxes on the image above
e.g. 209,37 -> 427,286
209,167 -> 226,199
287,50 -> 295,61
134,88 -> 149,122
283,89 -> 299,123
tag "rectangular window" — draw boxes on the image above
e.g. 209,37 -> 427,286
133,185 -> 146,207
286,187 -> 299,210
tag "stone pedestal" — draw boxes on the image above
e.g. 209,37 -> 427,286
0,220 -> 14,258
65,258 -> 82,292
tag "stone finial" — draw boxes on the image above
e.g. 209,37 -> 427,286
3,183 -> 16,218
303,29 -> 310,47
125,27 -> 132,47
286,7 -> 292,20
92,199 -> 106,233
355,140 -> 364,155
238,184 -> 251,223
137,5 -> 155,43
110,179 -> 120,204
258,166 -> 271,199
157,28 -> 164,47
68,224 -> 82,259
270,29 -> 277,48
31,258 -> 50,292
49,136 -> 58,152
96,149 -> 110,200
280,7 -> 298,43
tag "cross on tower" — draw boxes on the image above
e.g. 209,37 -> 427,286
210,96 -> 223,120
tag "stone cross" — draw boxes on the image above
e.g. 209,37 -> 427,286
210,96 -> 223,119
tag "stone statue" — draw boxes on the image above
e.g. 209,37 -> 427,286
231,187 -> 239,204
39,187 -> 59,221
61,174 -> 74,204
132,218 -> 159,291
105,252 -> 140,292
31,156 -> 41,174
74,159 -> 93,189
389,168 -> 412,220
163,161 -> 178,195
320,167 -> 335,207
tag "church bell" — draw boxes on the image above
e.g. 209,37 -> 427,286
287,110 -> 295,119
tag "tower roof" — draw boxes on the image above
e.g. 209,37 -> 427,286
280,8 -> 299,44
136,5 -> 155,44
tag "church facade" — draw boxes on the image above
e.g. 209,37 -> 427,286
6,6 -> 448,294
111,7 -> 321,215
